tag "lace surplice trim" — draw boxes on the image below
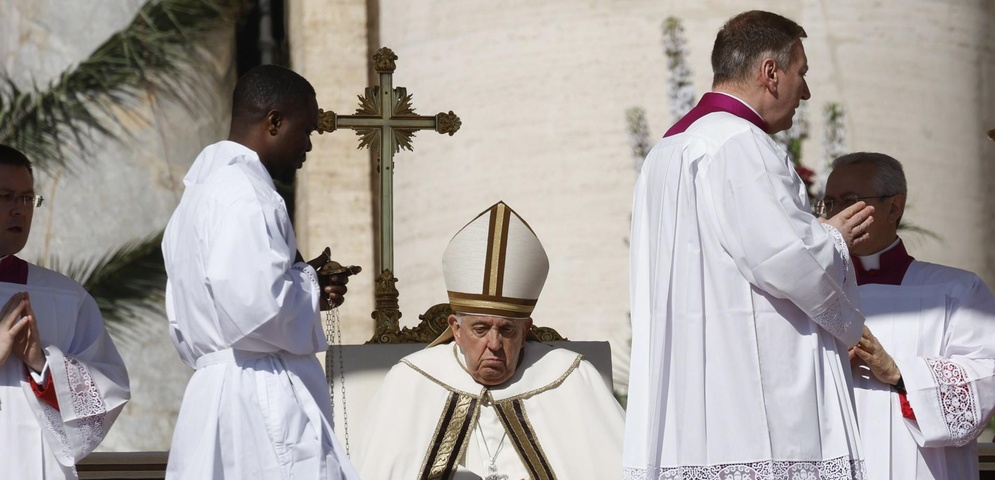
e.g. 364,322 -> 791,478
811,224 -> 857,340
36,357 -> 109,463
65,356 -> 108,453
40,401 -> 72,461
66,356 -> 106,417
924,356 -> 985,446
622,457 -> 866,480
820,223 -> 850,285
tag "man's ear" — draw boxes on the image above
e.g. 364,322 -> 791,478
890,194 -> 907,226
761,58 -> 778,94
448,314 -> 460,339
266,110 -> 283,135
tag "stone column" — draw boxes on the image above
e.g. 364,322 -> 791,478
288,0 -> 376,343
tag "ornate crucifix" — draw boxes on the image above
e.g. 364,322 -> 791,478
317,47 -> 461,342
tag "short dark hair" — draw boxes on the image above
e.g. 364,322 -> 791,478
711,10 -> 807,86
832,152 -> 908,197
0,144 -> 33,175
231,64 -> 316,121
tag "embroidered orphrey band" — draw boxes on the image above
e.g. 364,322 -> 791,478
419,392 -> 478,480
495,399 -> 557,480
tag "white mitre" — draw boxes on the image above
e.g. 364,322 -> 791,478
430,201 -> 549,346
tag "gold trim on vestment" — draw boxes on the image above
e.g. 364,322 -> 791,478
405,345 -> 585,479
495,400 -> 557,480
419,393 -> 479,480
502,354 -> 581,402
448,298 -> 535,316
487,203 -> 506,296
448,292 -> 538,306
495,205 -> 511,297
401,358 -> 483,399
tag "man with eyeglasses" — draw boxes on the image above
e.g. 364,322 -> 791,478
0,144 -> 130,479
624,11 -> 875,479
824,152 -> 995,480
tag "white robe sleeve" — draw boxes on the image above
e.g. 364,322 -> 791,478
22,291 -> 130,466
702,132 -> 863,345
205,197 -> 324,355
897,274 -> 995,447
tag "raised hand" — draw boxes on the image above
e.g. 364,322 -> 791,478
0,293 -> 30,367
821,201 -> 875,250
12,294 -> 45,372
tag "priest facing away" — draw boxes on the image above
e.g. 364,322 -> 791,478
623,10 -> 877,480
0,145 -> 130,479
353,201 -> 625,480
824,152 -> 995,480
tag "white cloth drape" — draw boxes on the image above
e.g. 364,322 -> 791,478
163,141 -> 358,480
854,260 -> 995,479
0,266 -> 130,480
624,111 -> 866,479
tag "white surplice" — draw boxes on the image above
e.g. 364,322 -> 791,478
0,264 -> 130,480
853,259 -> 995,480
354,342 -> 625,480
624,109 -> 866,479
162,141 -> 358,480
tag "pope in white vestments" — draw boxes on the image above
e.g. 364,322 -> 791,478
624,11 -> 874,480
824,152 -> 995,480
0,146 -> 130,480
162,65 -> 357,480
354,202 -> 625,480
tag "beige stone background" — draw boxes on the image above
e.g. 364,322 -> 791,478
3,0 -> 993,451
297,0 -> 995,399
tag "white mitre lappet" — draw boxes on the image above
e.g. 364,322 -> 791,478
430,200 -> 548,345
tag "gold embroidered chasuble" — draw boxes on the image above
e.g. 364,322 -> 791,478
354,342 -> 625,480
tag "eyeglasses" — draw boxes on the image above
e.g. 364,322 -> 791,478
815,194 -> 893,217
1,193 -> 44,208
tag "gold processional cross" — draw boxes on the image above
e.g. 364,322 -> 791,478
317,47 -> 461,343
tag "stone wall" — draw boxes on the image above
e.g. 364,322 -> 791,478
295,0 -> 995,393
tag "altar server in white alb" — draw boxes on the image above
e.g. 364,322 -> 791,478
354,201 -> 625,480
0,145 -> 130,479
162,65 -> 359,479
823,152 -> 995,480
623,10 -> 878,479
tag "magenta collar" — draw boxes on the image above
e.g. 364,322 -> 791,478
665,92 -> 768,137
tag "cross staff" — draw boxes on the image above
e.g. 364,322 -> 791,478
317,47 -> 461,273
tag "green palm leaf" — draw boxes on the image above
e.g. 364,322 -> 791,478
48,231 -> 166,342
0,0 -> 247,173
4,0 -> 248,333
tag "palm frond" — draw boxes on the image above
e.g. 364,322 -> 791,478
0,0 -> 247,173
48,230 -> 166,342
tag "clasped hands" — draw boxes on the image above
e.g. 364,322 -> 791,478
302,247 -> 362,311
849,325 -> 902,387
0,292 -> 45,372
